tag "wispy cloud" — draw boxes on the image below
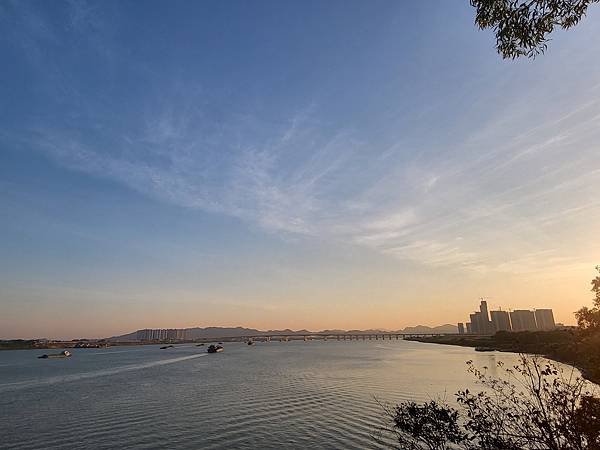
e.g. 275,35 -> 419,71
3,0 -> 600,276
7,83 -> 598,275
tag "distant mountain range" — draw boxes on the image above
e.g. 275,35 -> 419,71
109,324 -> 458,341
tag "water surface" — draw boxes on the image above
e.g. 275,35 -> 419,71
0,340 -> 522,449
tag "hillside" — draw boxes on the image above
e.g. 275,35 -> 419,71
109,324 -> 458,341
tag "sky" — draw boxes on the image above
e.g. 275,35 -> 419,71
1,1 -> 600,339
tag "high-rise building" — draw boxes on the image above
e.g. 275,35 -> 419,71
480,300 -> 489,320
466,322 -> 472,333
510,310 -> 537,331
468,300 -> 493,334
490,310 -> 512,332
458,323 -> 465,334
534,309 -> 556,330
136,329 -> 153,341
470,313 -> 481,334
167,329 -> 178,340
479,300 -> 493,334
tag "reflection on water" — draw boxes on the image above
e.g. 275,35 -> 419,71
0,340 -> 524,449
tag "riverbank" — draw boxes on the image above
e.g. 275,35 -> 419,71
0,340 -> 114,351
406,329 -> 600,385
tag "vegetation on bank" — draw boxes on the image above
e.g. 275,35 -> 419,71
0,340 -> 45,350
376,355 -> 600,449
383,267 -> 600,449
0,340 -> 109,351
407,328 -> 600,385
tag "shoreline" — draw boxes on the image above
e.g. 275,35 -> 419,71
405,331 -> 600,385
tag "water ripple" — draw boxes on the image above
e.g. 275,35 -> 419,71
0,341 -> 526,449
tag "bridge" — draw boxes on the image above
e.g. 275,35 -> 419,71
189,332 -> 469,343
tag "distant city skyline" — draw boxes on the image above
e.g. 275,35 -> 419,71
459,299 -> 557,334
1,1 -> 599,339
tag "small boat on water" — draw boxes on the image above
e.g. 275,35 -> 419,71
196,343 -> 205,347
38,350 -> 71,359
247,340 -> 254,346
475,346 -> 495,352
160,345 -> 174,350
207,344 -> 223,353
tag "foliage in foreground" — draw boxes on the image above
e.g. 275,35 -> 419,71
470,0 -> 599,59
576,266 -> 600,333
376,355 -> 600,449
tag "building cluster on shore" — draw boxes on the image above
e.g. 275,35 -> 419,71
136,329 -> 188,341
458,299 -> 556,334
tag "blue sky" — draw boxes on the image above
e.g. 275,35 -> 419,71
1,1 -> 600,338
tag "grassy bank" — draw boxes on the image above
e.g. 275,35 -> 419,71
407,329 -> 600,385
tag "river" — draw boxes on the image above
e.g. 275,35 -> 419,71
0,339 -> 525,449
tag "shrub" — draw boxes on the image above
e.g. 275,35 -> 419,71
379,355 -> 600,449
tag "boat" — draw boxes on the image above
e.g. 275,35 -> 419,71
207,344 -> 224,353
196,343 -> 205,347
247,340 -> 254,346
38,350 -> 71,359
475,346 -> 495,352
160,345 -> 174,349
